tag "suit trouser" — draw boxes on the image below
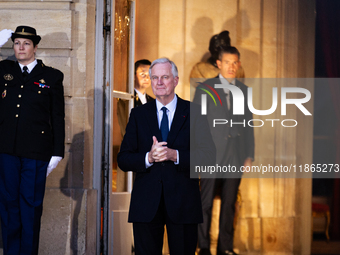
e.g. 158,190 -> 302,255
133,189 -> 198,255
0,153 -> 48,255
198,178 -> 241,251
198,138 -> 242,252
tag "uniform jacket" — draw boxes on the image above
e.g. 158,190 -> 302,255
0,59 -> 65,161
193,76 -> 254,165
117,96 -> 215,224
117,91 -> 154,138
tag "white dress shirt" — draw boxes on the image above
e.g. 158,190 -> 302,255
135,88 -> 147,105
219,73 -> 235,110
19,59 -> 37,73
145,95 -> 179,168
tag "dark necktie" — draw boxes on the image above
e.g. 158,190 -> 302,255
23,66 -> 29,78
160,107 -> 169,142
228,85 -> 238,138
229,88 -> 233,115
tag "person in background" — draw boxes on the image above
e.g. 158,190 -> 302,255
117,59 -> 154,138
190,30 -> 245,80
0,26 -> 65,255
134,59 -> 154,107
194,46 -> 254,255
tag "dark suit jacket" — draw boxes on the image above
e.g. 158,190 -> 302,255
134,90 -> 154,107
117,91 -> 154,138
0,59 -> 65,161
117,96 -> 215,224
193,77 -> 254,165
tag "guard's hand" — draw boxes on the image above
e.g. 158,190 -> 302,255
46,156 -> 62,177
148,136 -> 167,163
0,29 -> 13,47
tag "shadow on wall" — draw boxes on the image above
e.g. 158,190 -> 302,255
40,31 -> 85,254
222,10 -> 259,78
57,89 -> 94,254
170,16 -> 214,100
189,17 -> 214,63
184,10 -> 259,84
172,16 -> 214,69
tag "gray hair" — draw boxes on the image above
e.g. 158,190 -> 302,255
149,58 -> 178,78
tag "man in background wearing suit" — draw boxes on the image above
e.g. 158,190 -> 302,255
134,59 -> 154,107
118,58 -> 215,255
0,26 -> 65,254
117,59 -> 154,139
194,46 -> 254,255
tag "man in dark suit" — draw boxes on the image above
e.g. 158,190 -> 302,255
118,58 -> 215,255
0,26 -> 65,254
117,59 -> 154,138
193,46 -> 254,255
134,59 -> 154,107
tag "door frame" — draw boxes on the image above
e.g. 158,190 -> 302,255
93,0 -> 136,254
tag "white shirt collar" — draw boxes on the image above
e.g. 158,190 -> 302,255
19,59 -> 38,73
219,73 -> 235,94
156,94 -> 177,113
135,88 -> 147,104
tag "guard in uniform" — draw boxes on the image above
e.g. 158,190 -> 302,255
0,26 -> 65,254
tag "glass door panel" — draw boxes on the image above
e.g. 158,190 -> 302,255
107,0 -> 135,254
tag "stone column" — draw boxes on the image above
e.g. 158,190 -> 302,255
231,0 -> 315,254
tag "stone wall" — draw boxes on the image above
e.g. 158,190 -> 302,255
0,0 -> 97,254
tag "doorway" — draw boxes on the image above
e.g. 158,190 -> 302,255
99,0 -> 136,254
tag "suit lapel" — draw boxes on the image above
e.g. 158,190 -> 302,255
12,62 -> 25,83
146,94 -> 154,102
134,90 -> 141,107
215,77 -> 231,117
28,60 -> 44,82
167,97 -> 188,148
145,97 -> 188,145
145,100 -> 163,142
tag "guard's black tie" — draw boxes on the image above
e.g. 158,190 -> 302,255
160,107 -> 169,142
23,66 -> 29,78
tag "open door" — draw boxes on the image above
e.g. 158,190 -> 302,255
102,0 -> 135,254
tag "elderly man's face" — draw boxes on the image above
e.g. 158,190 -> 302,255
13,38 -> 37,65
150,63 -> 178,103
135,64 -> 151,90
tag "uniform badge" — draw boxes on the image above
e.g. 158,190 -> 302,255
39,79 -> 46,84
2,90 -> 6,99
4,74 -> 13,81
